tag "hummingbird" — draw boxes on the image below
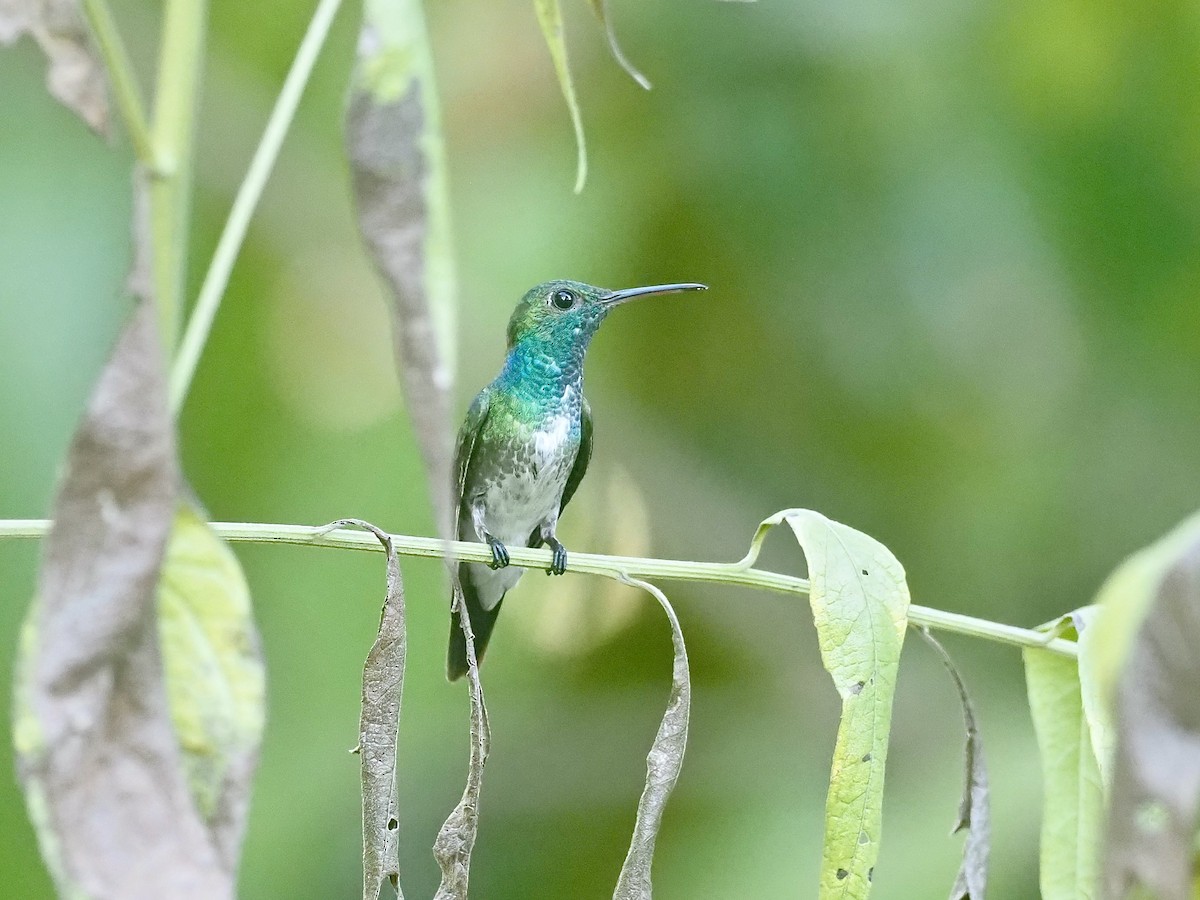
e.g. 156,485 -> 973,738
447,278 -> 707,680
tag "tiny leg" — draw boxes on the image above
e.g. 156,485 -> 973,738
543,535 -> 567,576
471,498 -> 509,569
487,536 -> 510,569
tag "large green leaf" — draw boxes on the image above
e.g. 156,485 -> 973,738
156,502 -> 265,862
773,509 -> 910,899
1024,630 -> 1103,900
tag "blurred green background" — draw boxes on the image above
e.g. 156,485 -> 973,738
2,0 -> 1198,896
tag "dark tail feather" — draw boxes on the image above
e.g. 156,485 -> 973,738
447,571 -> 505,681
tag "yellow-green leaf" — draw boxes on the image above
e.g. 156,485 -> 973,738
533,0 -> 588,193
775,509 -> 910,899
1024,640 -> 1103,900
157,502 -> 266,854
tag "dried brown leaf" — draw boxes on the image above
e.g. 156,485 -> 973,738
0,0 -> 109,132
1104,527 -> 1200,900
433,581 -> 490,900
917,628 -> 990,900
346,3 -> 456,538
328,520 -> 408,900
613,576 -> 690,900
13,299 -> 233,898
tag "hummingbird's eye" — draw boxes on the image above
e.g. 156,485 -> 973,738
551,289 -> 576,310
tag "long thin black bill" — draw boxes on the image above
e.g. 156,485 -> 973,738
602,282 -> 707,307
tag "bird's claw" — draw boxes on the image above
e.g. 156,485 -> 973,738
546,542 -> 567,576
488,538 -> 510,569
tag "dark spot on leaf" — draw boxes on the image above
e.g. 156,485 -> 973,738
387,817 -> 398,831
836,868 -> 849,880
861,752 -> 872,763
850,680 -> 865,695
861,569 -> 869,576
868,867 -> 874,882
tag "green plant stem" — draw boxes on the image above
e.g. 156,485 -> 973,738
148,0 -> 208,351
169,0 -> 345,414
0,519 -> 1079,658
82,0 -> 155,165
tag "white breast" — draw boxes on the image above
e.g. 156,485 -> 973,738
532,414 -> 571,461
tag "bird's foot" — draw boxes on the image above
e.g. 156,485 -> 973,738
487,538 -> 510,570
545,538 -> 567,576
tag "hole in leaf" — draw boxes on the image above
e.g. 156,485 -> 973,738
858,831 -> 869,845
1135,801 -> 1169,834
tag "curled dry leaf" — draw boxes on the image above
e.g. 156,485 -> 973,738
916,628 -> 990,900
0,0 -> 109,132
765,508 -> 910,899
433,581 -> 490,900
346,0 -> 457,538
12,300 -> 233,898
322,520 -> 409,900
612,576 -> 690,900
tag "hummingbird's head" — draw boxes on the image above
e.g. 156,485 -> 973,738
506,279 -> 707,350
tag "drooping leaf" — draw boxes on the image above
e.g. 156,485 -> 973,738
326,520 -> 409,900
533,0 -> 588,193
1024,628 -> 1103,900
584,0 -> 650,90
1064,606 -> 1115,791
769,508 -> 910,898
916,628 -> 990,900
433,581 -> 490,900
0,0 -> 109,132
346,0 -> 457,538
1088,514 -> 1200,900
613,576 -> 690,900
12,299 -> 233,898
156,501 -> 266,868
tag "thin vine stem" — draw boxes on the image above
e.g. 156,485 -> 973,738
0,518 -> 1079,658
169,0 -> 345,414
81,0 -> 155,166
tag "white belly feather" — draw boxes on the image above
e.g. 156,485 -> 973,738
467,412 -> 577,610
